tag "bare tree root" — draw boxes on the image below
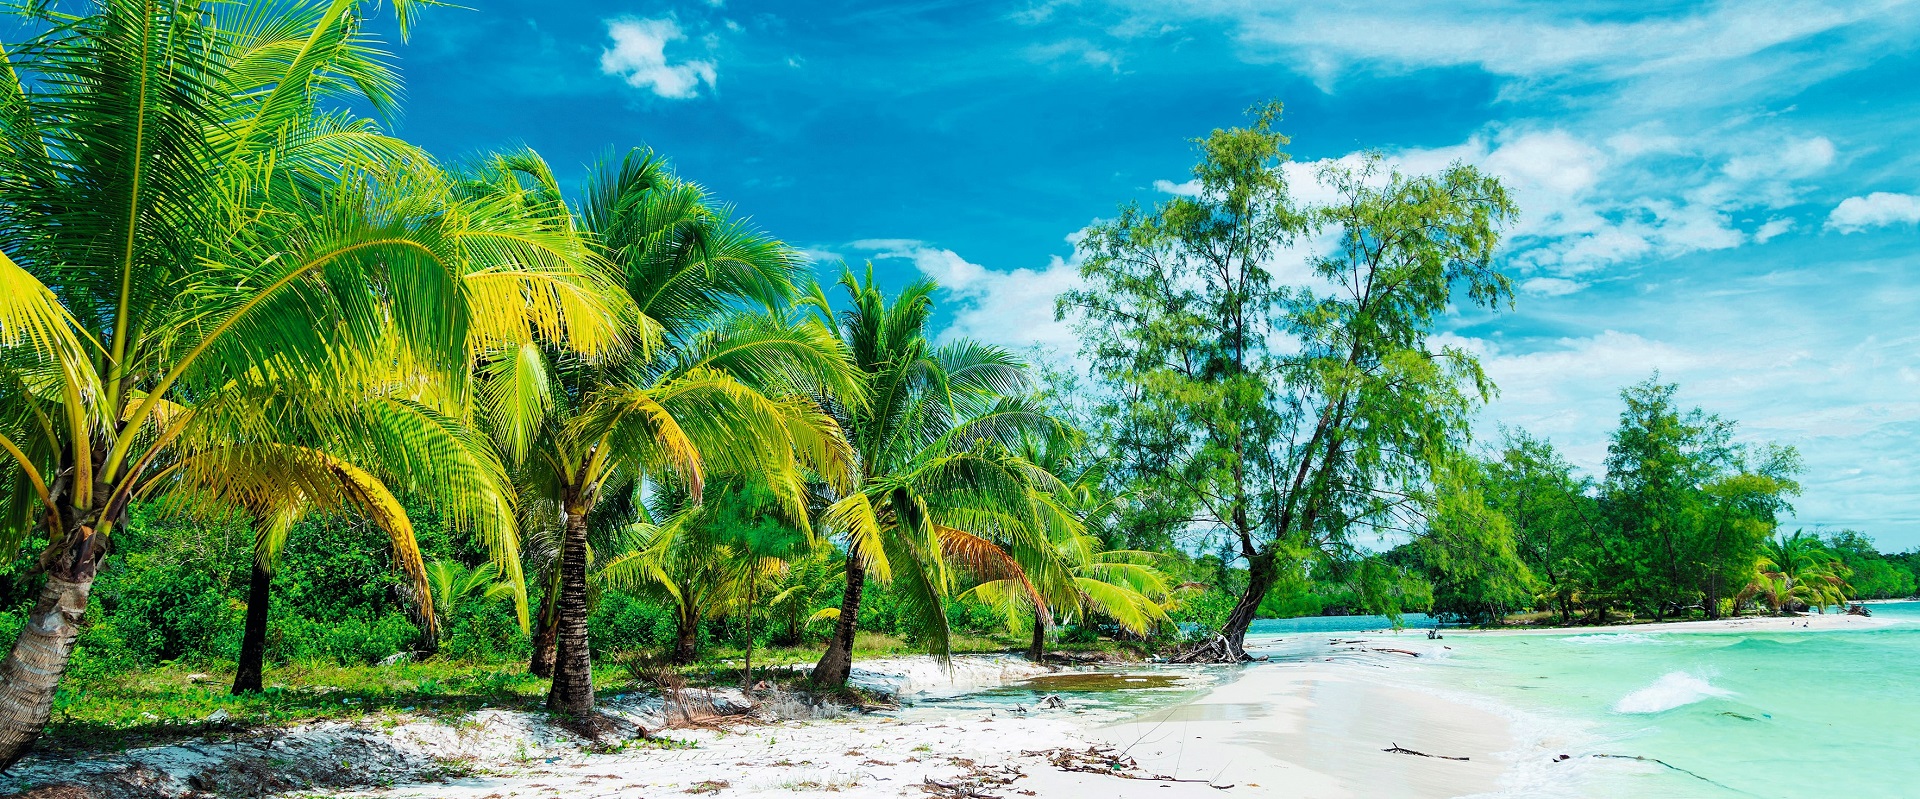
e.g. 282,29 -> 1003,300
1168,636 -> 1256,664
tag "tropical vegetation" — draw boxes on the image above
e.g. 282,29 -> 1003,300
0,0 -> 1908,768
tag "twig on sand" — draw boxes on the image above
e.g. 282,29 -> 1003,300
1383,743 -> 1469,761
1024,745 -> 1234,789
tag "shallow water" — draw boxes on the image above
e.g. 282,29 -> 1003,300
1287,603 -> 1920,797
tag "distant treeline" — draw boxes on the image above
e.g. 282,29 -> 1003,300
1224,377 -> 1916,625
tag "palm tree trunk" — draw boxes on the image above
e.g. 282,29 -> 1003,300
670,604 -> 700,665
0,527 -> 102,768
232,559 -> 273,694
1027,608 -> 1046,662
741,583 -> 757,689
529,585 -> 559,678
811,552 -> 864,688
546,506 -> 595,715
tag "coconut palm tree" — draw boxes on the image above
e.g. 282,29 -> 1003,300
464,149 -> 860,715
960,439 -> 1174,660
0,0 -> 616,763
1742,529 -> 1851,614
799,267 -> 1065,688
599,479 -> 808,665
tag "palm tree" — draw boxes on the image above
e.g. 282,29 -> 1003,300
0,0 -> 615,763
1742,530 -> 1850,614
599,480 -> 808,665
143,344 -> 525,693
464,150 -> 860,715
800,268 -> 1063,688
960,440 -> 1174,661
425,559 -> 518,634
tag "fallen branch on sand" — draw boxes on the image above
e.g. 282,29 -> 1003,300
1368,648 -> 1422,657
1024,746 -> 1234,789
1383,743 -> 1469,761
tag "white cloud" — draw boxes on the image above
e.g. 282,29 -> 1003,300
599,17 -> 717,100
1754,218 -> 1795,243
851,240 -> 1084,352
1028,38 -> 1120,71
1827,192 -> 1920,233
1120,0 -> 1911,113
1152,178 -> 1201,196
1521,277 -> 1586,296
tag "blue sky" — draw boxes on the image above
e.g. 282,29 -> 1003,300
380,1 -> 1920,548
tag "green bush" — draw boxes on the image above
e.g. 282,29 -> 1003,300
589,590 -> 676,655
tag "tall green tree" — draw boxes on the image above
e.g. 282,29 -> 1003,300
1600,377 -> 1796,619
464,149 -> 859,715
1417,458 -> 1535,624
1059,102 -> 1515,659
802,267 -> 1063,688
0,0 -> 614,763
1482,429 -> 1596,623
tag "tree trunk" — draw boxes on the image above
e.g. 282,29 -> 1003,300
546,506 -> 595,715
811,552 -> 865,688
0,527 -> 102,768
1217,552 -> 1277,661
232,559 -> 273,694
1027,608 -> 1046,662
670,604 -> 700,665
529,586 -> 558,678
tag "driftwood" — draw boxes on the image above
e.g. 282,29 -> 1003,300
1023,746 -> 1233,789
1170,636 -> 1260,664
1590,754 -> 1745,793
921,762 -> 1024,798
1369,648 -> 1422,657
1383,743 -> 1469,761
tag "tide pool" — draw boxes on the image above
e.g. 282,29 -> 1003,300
1343,604 -> 1920,797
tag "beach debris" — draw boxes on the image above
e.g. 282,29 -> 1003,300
1025,746 -> 1234,789
1038,695 -> 1066,710
684,779 -> 731,794
1369,648 -> 1422,658
1382,743 -> 1469,761
921,762 -> 1024,798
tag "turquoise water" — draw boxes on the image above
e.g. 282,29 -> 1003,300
1352,603 -> 1920,797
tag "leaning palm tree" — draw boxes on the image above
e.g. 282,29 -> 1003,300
464,149 -> 860,715
144,344 -> 525,693
1742,530 -> 1851,614
800,267 -> 1065,688
0,0 -> 616,763
961,439 -> 1174,660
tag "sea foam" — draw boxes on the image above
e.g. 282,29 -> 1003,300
1611,671 -> 1733,714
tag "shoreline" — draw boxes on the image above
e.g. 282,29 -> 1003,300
30,606 -> 1910,798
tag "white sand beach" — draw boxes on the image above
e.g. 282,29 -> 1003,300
32,612 -> 1908,798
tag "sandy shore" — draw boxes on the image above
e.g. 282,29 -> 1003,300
17,646 -> 1528,799
31,609 -> 1910,797
322,650 -> 1519,799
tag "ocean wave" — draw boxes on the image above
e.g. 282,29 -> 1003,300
1611,671 -> 1733,714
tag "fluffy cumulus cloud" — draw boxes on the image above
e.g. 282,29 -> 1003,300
849,239 -> 1084,353
599,17 -> 717,99
1827,192 -> 1920,233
